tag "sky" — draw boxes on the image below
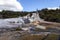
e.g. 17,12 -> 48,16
18,0 -> 60,11
0,0 -> 59,11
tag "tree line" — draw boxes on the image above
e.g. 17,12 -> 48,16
38,8 -> 60,23
0,8 -> 60,23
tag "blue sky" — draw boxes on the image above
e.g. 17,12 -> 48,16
18,0 -> 59,11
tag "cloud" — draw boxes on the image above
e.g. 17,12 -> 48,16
0,0 -> 23,11
47,7 -> 59,10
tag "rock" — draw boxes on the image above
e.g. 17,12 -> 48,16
0,31 -> 29,40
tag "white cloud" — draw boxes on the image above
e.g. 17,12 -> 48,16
0,0 -> 23,11
47,7 -> 59,10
